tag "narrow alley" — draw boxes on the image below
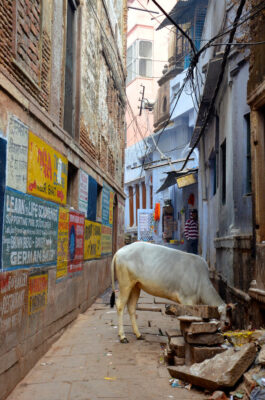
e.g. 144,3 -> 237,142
6,290 -> 207,400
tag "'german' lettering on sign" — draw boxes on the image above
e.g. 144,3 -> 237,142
2,187 -> 59,270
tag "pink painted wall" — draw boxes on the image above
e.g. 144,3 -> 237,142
126,0 -> 176,148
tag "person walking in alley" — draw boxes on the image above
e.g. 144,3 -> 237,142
184,209 -> 198,254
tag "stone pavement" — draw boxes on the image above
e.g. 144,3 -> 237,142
6,289 -> 209,400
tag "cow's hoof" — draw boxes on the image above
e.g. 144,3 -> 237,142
120,337 -> 129,344
137,335 -> 145,340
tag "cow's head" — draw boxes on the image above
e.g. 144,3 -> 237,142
218,303 -> 237,331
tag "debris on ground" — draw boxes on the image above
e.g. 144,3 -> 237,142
163,303 -> 265,399
168,343 -> 257,390
250,387 -> 265,399
209,391 -> 228,400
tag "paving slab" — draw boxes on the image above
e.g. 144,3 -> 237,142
6,290 -> 209,400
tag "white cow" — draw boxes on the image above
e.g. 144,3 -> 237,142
110,241 -> 229,343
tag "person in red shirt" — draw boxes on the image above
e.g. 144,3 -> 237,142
184,209 -> 198,254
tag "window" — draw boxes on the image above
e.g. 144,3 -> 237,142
162,96 -> 167,113
129,186 -> 134,226
96,184 -> 103,222
67,162 -> 78,207
141,182 -> 146,209
64,0 -> 79,137
245,113 -> 252,194
126,40 -> 153,84
221,140 -> 226,204
209,152 -> 217,197
215,115 -> 219,189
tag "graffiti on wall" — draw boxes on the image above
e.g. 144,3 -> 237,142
68,211 -> 85,276
0,270 -> 28,333
28,272 -> 48,314
27,132 -> 68,205
56,207 -> 69,281
84,220 -> 101,260
2,187 -> 59,270
7,117 -> 28,193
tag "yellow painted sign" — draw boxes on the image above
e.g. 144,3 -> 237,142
27,132 -> 68,204
101,225 -> 112,255
56,207 -> 69,280
176,173 -> 196,188
109,192 -> 114,225
84,220 -> 101,260
28,273 -> 48,315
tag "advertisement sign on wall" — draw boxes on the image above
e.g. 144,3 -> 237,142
2,188 -> 59,270
56,207 -> 69,280
101,225 -> 112,255
7,117 -> 28,193
0,136 -> 7,269
117,199 -> 125,250
27,132 -> 68,205
84,220 -> 101,260
102,183 -> 114,227
78,170 -> 88,216
68,211 -> 85,276
28,273 -> 48,314
0,270 -> 28,333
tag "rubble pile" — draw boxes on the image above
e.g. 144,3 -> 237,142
165,304 -> 226,366
164,304 -> 265,399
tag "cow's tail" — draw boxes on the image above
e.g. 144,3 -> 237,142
110,254 -> 116,308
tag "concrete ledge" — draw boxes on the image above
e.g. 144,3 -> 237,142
214,235 -> 252,249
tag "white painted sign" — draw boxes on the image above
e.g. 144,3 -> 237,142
7,116 -> 28,193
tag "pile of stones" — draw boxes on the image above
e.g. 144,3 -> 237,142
164,304 -> 226,366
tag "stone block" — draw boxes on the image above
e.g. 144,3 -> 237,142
185,332 -> 224,346
243,366 -> 261,393
183,321 -> 220,335
190,346 -> 226,364
258,344 -> 265,365
169,336 -> 185,358
165,329 -> 182,340
168,343 -> 257,390
174,356 -> 185,366
165,304 -> 220,319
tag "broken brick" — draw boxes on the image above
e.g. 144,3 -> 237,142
189,346 -> 226,364
209,391 -> 228,400
165,304 -> 220,319
174,356 -> 185,366
169,336 -> 185,358
182,321 -> 220,335
185,332 -> 224,346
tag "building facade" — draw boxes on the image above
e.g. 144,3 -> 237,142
0,0 -> 127,397
247,0 -> 265,326
191,0 -> 253,327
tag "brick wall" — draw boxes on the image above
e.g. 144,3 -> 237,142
0,0 -> 51,112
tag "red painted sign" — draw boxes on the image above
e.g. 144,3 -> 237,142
68,211 -> 85,276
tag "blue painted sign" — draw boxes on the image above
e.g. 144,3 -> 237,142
87,176 -> 97,221
2,188 -> 59,270
0,136 -> 7,270
101,182 -> 114,227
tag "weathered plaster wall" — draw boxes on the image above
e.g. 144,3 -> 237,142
0,1 -> 126,398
